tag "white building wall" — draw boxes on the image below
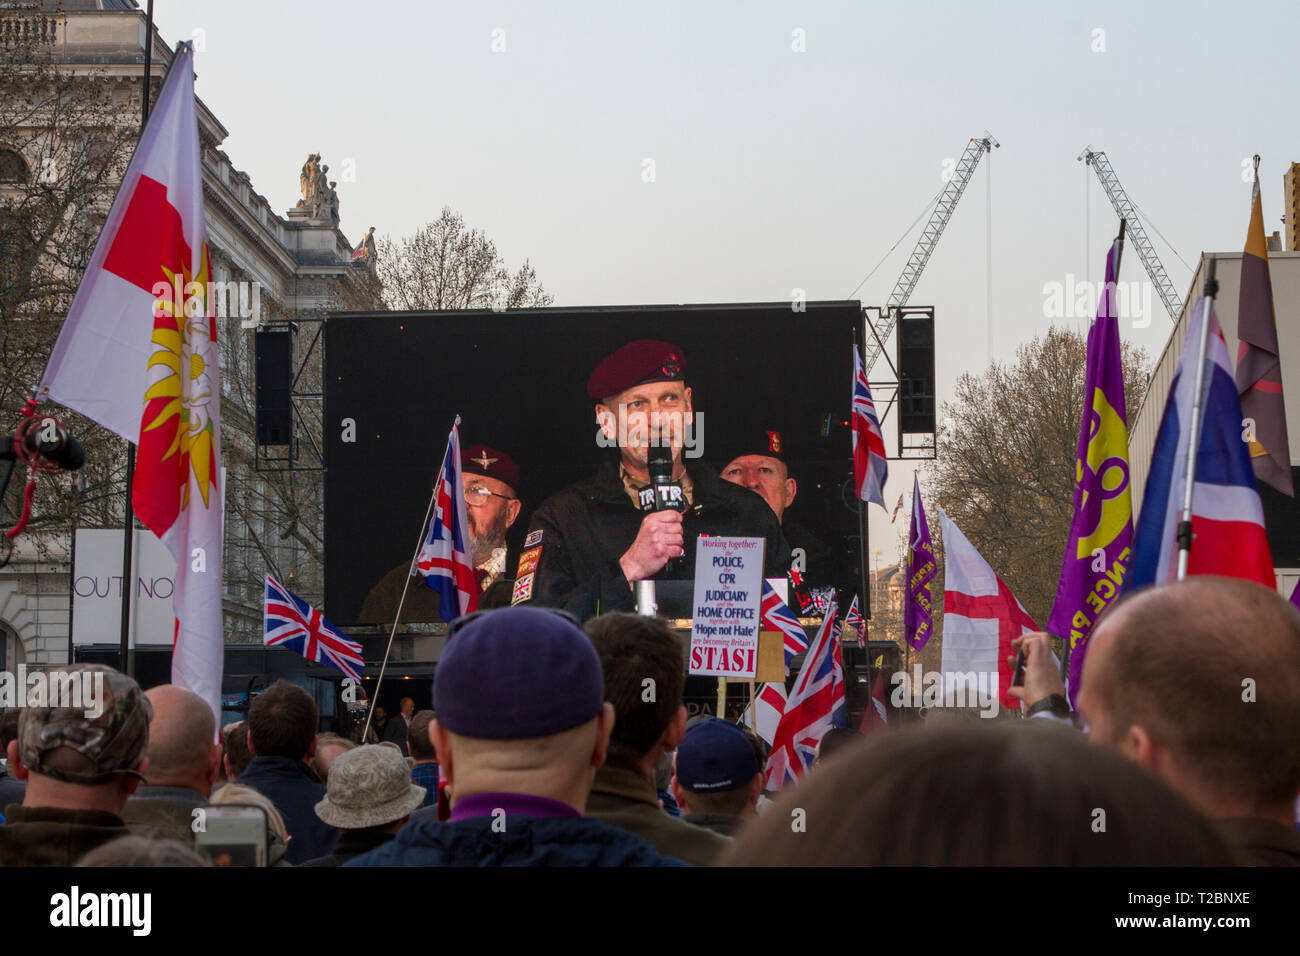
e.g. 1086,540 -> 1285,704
1129,251 -> 1300,589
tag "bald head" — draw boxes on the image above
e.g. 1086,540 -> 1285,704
1078,577 -> 1300,822
143,685 -> 221,796
430,704 -> 615,815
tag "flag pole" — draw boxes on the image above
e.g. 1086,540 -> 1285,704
1058,218 -> 1126,685
117,0 -> 155,677
1176,258 -> 1219,580
362,429 -> 448,743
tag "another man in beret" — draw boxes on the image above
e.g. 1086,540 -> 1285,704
347,606 -> 681,866
513,340 -> 790,619
360,443 -> 523,622
0,664 -> 152,866
720,427 -> 845,606
670,718 -> 763,838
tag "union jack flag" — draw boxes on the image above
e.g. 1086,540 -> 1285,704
416,416 -> 479,622
852,347 -> 888,508
263,574 -> 365,682
761,580 -> 808,674
844,595 -> 866,648
890,492 -> 904,523
764,599 -> 846,789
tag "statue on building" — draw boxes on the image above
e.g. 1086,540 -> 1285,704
325,180 -> 340,222
311,164 -> 331,219
363,225 -> 377,266
351,226 -> 378,270
297,153 -> 321,209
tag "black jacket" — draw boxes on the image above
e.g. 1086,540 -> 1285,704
518,459 -> 791,620
343,813 -> 685,867
1216,817 -> 1300,866
300,828 -> 396,867
0,805 -> 128,866
236,755 -> 338,865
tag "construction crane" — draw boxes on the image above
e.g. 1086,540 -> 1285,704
864,131 -> 999,375
1077,146 -> 1182,321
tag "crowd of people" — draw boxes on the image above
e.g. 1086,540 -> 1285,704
0,574 -> 1296,867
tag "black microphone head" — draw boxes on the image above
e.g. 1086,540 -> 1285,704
647,442 -> 673,483
55,437 -> 85,471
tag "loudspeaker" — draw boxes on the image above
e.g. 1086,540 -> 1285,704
897,310 -> 935,436
255,330 -> 293,446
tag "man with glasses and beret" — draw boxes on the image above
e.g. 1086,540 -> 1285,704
360,444 -> 523,623
512,340 -> 790,620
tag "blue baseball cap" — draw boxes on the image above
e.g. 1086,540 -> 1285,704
434,607 -> 605,740
675,718 -> 761,792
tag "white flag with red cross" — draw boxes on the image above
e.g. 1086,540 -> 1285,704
938,510 -> 1037,711
38,43 -> 223,729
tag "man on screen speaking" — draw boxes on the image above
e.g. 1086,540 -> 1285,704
360,445 -> 523,623
512,339 -> 789,620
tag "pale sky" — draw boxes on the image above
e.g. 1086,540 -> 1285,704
153,0 -> 1300,563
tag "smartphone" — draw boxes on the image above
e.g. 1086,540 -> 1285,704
194,804 -> 269,867
1011,650 -> 1027,688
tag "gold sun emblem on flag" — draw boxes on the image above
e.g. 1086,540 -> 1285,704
144,249 -> 216,509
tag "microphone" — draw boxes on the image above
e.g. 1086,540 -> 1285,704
646,443 -> 685,513
0,425 -> 86,471
24,423 -> 85,471
646,443 -> 685,575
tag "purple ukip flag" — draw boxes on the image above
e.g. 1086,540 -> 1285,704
1047,229 -> 1134,707
1290,579 -> 1300,612
904,473 -> 936,650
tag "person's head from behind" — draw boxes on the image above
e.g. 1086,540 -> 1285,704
1078,576 -> 1300,827
78,834 -> 210,867
812,727 -> 863,769
584,612 -> 686,778
246,680 -> 318,763
314,744 -> 425,837
222,721 -> 252,781
6,664 -> 151,816
408,710 -> 437,764
211,783 -> 289,848
722,722 -> 1239,866
431,607 -> 614,814
311,733 -> 356,785
143,684 -> 220,798
671,718 -> 762,819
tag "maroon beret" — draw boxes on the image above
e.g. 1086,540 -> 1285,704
462,445 -> 520,492
587,340 -> 688,401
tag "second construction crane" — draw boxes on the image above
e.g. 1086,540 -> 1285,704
864,131 -> 999,375
1077,146 -> 1183,321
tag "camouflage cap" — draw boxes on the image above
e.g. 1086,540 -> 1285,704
17,663 -> 152,785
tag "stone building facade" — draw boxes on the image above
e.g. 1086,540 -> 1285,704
0,1 -> 381,667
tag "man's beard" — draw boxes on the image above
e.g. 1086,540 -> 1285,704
470,508 -> 509,566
